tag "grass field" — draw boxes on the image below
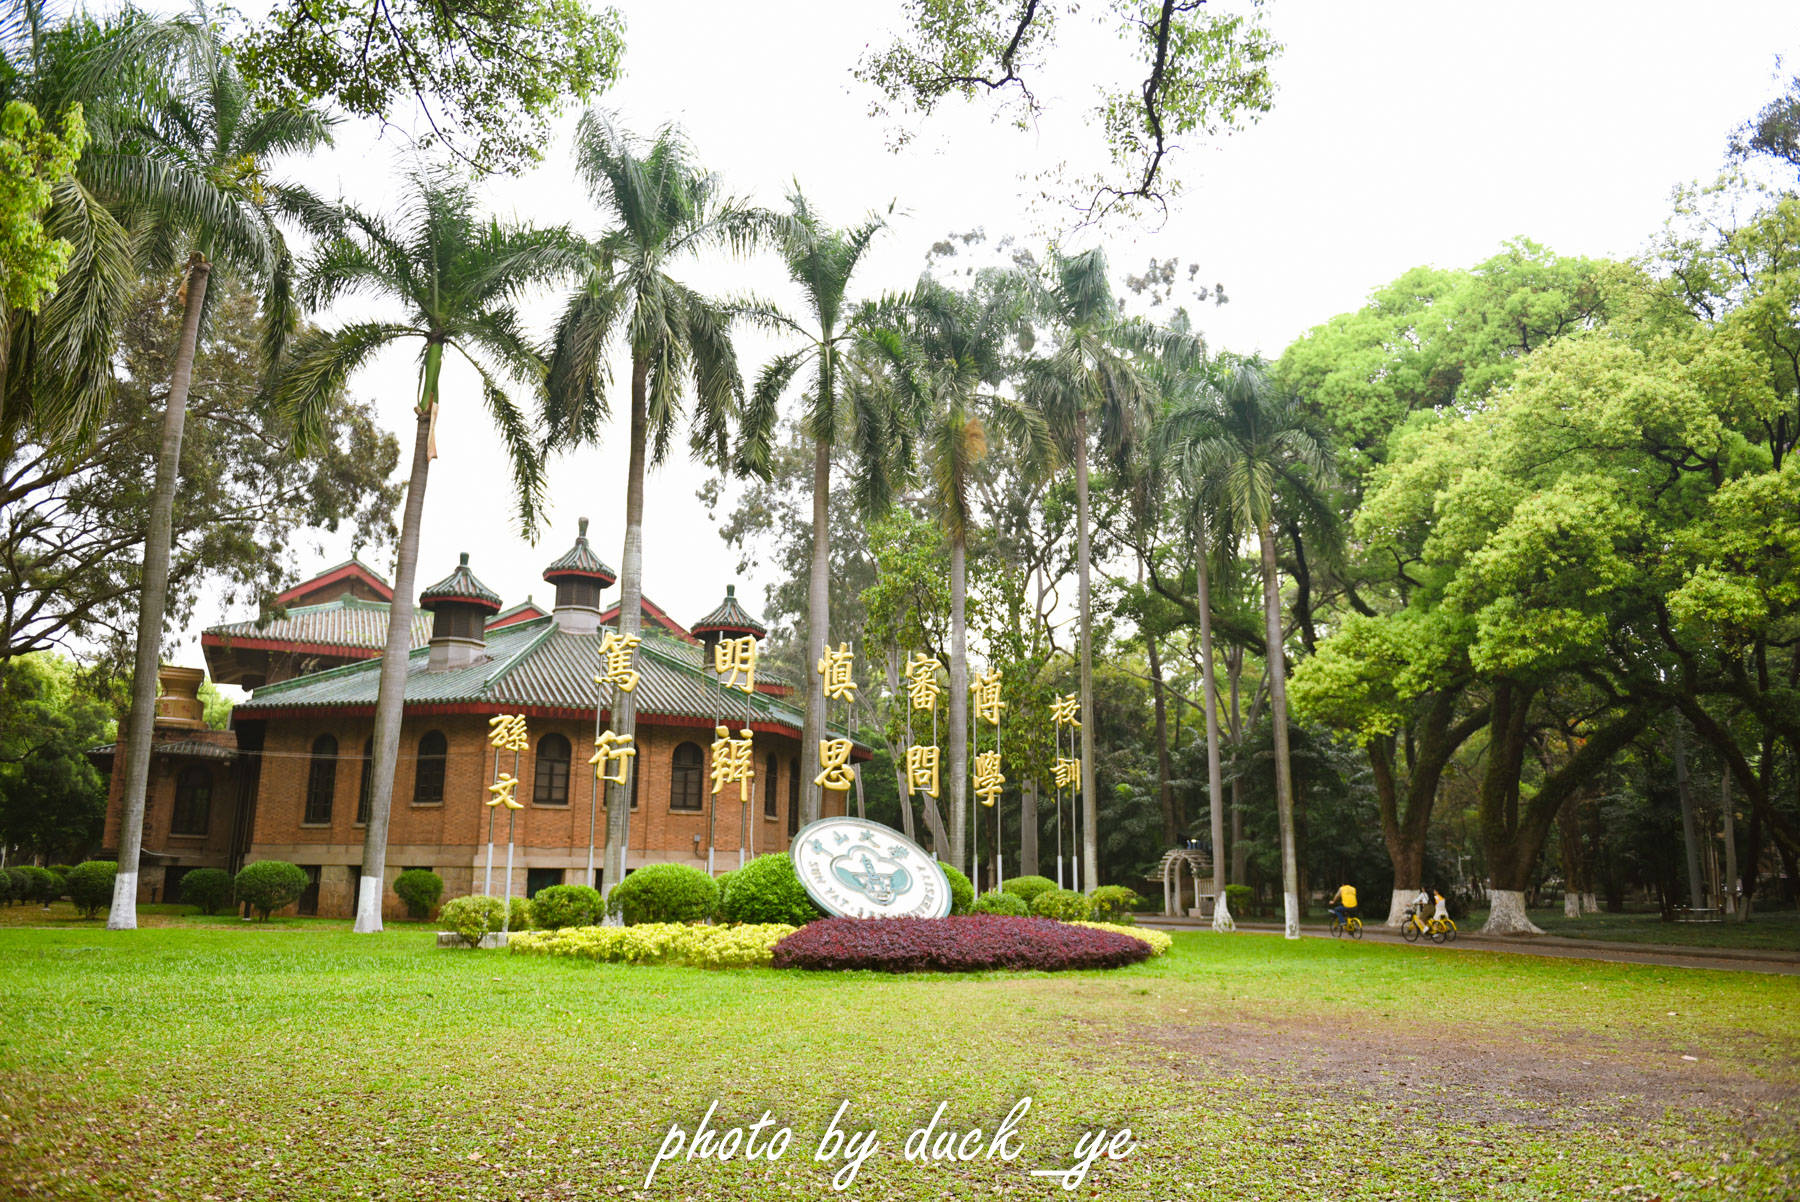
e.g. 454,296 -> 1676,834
1,917 -> 1795,1200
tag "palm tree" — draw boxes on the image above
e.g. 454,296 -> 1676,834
1161,361 -> 1333,938
1019,247 -> 1198,890
738,188 -> 889,826
278,167 -> 577,932
544,113 -> 773,899
106,14 -> 333,930
865,272 -> 1040,876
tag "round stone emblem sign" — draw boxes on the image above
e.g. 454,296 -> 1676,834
790,817 -> 952,919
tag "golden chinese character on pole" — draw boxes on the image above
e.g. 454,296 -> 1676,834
710,725 -> 755,801
588,731 -> 637,785
1053,756 -> 1081,789
905,744 -> 940,799
817,642 -> 857,703
487,712 -> 529,751
904,653 -> 940,711
713,635 -> 758,693
971,669 -> 1005,726
973,750 -> 1004,806
486,772 -> 523,809
815,737 -> 855,792
1051,693 -> 1081,729
596,631 -> 642,693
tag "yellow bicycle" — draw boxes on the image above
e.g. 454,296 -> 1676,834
1329,911 -> 1363,939
1399,908 -> 1448,944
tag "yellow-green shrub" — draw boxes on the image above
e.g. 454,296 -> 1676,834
508,922 -> 797,969
1070,921 -> 1172,956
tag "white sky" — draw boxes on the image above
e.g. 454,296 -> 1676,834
170,0 -> 1800,681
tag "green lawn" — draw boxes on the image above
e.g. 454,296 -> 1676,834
1227,904 -> 1800,951
1,918 -> 1795,1200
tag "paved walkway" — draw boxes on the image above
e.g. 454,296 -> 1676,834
1142,917 -> 1800,976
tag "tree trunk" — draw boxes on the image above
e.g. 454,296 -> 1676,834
1673,719 -> 1705,910
1195,530 -> 1229,929
801,436 -> 830,826
1020,777 -> 1038,876
947,530 -> 969,876
603,354 -> 650,899
353,387 -> 436,932
1143,559 -> 1178,847
1722,769 -> 1738,915
1228,645 -> 1247,886
1075,412 -> 1099,891
109,255 -> 211,931
1257,522 -> 1299,939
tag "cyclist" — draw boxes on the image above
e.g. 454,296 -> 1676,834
1327,883 -> 1358,927
1431,888 -> 1451,924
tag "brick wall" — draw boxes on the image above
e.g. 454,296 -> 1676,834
99,725 -> 240,906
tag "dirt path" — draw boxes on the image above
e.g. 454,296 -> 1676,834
1147,920 -> 1800,975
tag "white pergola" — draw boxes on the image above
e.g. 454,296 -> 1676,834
1157,848 -> 1216,918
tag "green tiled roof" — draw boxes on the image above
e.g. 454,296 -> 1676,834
205,595 -> 432,652
237,616 -> 854,743
691,584 -> 766,637
543,517 -> 616,583
419,552 -> 502,611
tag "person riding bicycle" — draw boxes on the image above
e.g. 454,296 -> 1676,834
1431,888 -> 1450,923
1327,883 -> 1358,925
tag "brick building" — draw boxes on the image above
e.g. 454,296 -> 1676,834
97,521 -> 862,919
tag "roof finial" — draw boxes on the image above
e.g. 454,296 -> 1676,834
578,516 -> 589,539
459,551 -> 470,566
725,583 -> 735,597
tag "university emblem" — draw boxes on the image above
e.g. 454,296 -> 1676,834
790,817 -> 951,919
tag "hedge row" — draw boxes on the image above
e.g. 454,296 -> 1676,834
770,915 -> 1154,973
509,923 -> 798,968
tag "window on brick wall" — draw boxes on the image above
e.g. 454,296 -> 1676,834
356,737 -> 373,824
763,752 -> 778,818
304,735 -> 338,824
413,730 -> 447,804
171,766 -> 211,835
787,756 -> 800,836
533,733 -> 571,806
670,741 -> 703,811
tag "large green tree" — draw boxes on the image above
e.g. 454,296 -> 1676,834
281,168 -> 575,932
0,653 -> 115,863
544,113 -> 772,899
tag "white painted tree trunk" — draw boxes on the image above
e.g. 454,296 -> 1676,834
1384,888 -> 1415,927
1581,892 -> 1599,914
1483,888 -> 1544,935
1564,891 -> 1581,918
1283,891 -> 1300,940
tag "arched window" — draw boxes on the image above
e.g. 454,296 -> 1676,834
356,737 -> 374,824
533,733 -> 571,806
304,734 -> 338,824
670,742 -> 704,811
172,766 -> 212,836
787,756 -> 800,836
763,753 -> 779,818
413,731 -> 447,804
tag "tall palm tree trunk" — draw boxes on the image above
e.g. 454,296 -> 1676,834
1075,413 -> 1099,891
1143,560 -> 1178,847
1020,777 -> 1038,876
1196,528 -> 1230,928
603,355 -> 650,898
1259,522 -> 1300,939
947,529 -> 969,875
109,254 -> 211,930
801,435 -> 830,825
354,378 -> 437,933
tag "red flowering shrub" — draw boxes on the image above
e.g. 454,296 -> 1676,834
770,915 -> 1153,973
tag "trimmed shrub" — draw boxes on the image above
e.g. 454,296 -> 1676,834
971,889 -> 1029,917
937,862 -> 973,915
180,868 -> 233,915
64,861 -> 116,918
532,884 -> 604,930
772,915 -> 1153,973
710,870 -> 736,919
1071,921 -> 1172,956
1030,888 -> 1092,922
2,866 -> 25,903
19,865 -> 62,905
1000,875 -> 1057,906
506,895 -> 534,930
234,860 -> 308,920
719,854 -> 823,926
439,895 -> 506,947
0,867 -> 12,903
393,869 -> 445,920
607,863 -> 719,925
1089,885 -> 1141,924
1224,884 -> 1253,917
510,922 -> 797,968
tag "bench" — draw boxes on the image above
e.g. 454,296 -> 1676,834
1673,906 -> 1724,923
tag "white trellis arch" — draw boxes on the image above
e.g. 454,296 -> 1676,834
1157,848 -> 1216,918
